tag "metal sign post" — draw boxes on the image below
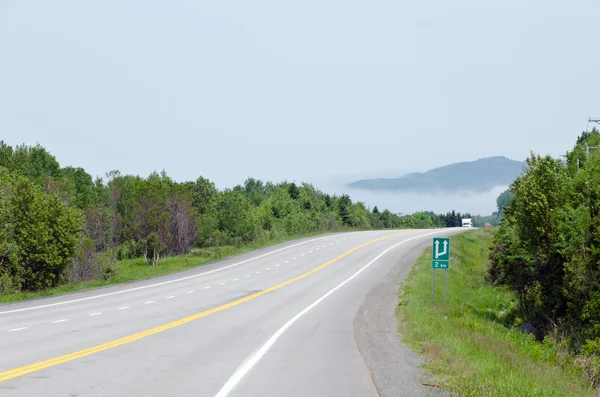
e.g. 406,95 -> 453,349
432,237 -> 450,304
432,269 -> 436,301
444,269 -> 447,304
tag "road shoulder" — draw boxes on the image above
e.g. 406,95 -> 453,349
354,240 -> 442,397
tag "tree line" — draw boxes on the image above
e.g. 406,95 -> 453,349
0,142 -> 474,295
489,127 -> 600,358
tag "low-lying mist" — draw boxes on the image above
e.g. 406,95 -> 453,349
320,182 -> 505,216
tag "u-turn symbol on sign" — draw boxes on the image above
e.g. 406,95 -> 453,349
431,237 -> 450,269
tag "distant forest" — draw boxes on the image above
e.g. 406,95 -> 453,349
0,142 -> 500,295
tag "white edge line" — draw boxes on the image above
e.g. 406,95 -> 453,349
52,319 -> 69,323
118,306 -> 130,310
89,312 -> 102,316
186,291 -> 194,294
213,229 -> 447,397
8,327 -> 27,332
0,234 -> 345,315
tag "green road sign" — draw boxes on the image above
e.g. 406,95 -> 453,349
432,237 -> 450,261
432,260 -> 449,269
432,237 -> 451,304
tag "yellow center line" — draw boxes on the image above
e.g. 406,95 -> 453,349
0,232 -> 408,383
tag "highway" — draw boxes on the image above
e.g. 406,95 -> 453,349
0,228 -> 461,396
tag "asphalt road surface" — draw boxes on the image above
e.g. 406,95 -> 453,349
0,228 -> 461,397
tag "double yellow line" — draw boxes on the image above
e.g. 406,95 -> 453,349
0,232 -> 404,382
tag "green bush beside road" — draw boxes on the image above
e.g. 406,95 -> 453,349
397,229 -> 598,397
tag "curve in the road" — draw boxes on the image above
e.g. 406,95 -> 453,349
214,230 -> 445,397
0,232 -> 409,383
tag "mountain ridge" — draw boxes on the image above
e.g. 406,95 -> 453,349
347,156 -> 525,193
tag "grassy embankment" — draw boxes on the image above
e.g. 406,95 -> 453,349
397,229 -> 599,397
0,228 -> 362,304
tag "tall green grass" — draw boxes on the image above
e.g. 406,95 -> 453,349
397,229 -> 599,397
0,228 -> 359,304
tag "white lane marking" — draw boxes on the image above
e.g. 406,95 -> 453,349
322,245 -> 327,248
52,319 -> 69,323
118,306 -> 130,310
301,254 -> 305,257
293,257 -> 297,260
329,243 -> 333,245
336,241 -> 340,243
309,251 -> 312,254
245,275 -> 250,278
233,279 -> 239,282
186,291 -> 194,294
214,230 -> 447,397
204,286 -> 211,289
266,268 -> 271,271
0,234 -> 343,315
255,271 -> 261,274
166,296 -> 176,299
284,261 -> 289,263
275,264 -> 280,267
8,327 -> 27,332
145,301 -> 155,305
220,282 -> 226,286
89,312 -> 102,316
315,248 -> 320,251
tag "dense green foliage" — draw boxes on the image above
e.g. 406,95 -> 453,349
349,156 -> 524,193
0,142 -> 461,296
438,210 -> 472,226
496,188 -> 515,216
490,128 -> 600,360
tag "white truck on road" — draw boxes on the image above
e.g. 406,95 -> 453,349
462,218 -> 472,228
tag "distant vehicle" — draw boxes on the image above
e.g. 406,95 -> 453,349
462,218 -> 472,228
485,223 -> 492,229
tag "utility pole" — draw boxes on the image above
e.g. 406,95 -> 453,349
586,118 -> 600,158
584,143 -> 600,158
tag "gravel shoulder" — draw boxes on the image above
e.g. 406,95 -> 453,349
354,240 -> 443,397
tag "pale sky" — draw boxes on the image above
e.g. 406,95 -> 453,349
1,1 -> 599,214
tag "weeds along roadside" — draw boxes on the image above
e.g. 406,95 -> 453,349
396,229 -> 600,397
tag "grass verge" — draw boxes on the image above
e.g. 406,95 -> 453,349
0,228 -> 363,304
396,229 -> 599,397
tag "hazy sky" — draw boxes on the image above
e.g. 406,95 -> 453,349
1,1 -> 599,213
